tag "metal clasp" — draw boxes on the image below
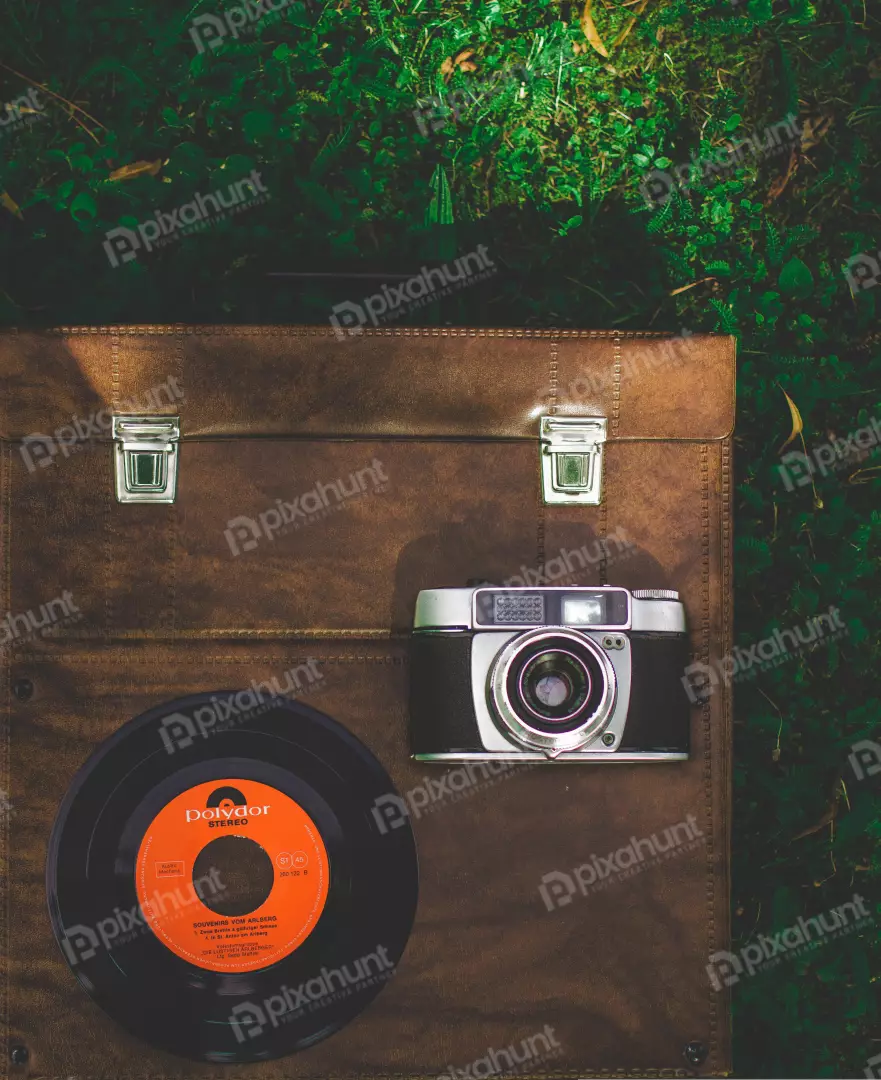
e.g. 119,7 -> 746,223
112,416 -> 180,504
540,415 -> 607,505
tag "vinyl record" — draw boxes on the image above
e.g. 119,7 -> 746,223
46,692 -> 419,1063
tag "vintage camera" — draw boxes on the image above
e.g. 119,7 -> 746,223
410,586 -> 690,763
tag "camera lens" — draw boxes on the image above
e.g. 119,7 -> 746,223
519,650 -> 590,723
507,638 -> 603,736
489,629 -> 617,753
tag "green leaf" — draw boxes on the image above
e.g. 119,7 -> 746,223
242,110 -> 276,142
425,164 -> 454,227
835,793 -> 879,843
69,191 -> 97,221
558,214 -> 583,236
778,257 -> 814,299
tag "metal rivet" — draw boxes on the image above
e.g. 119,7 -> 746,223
12,679 -> 33,702
10,1045 -> 29,1065
602,733 -> 616,746
683,1041 -> 708,1067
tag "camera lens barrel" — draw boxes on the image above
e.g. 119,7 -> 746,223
489,628 -> 617,753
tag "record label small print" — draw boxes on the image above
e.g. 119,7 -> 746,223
135,778 -> 329,973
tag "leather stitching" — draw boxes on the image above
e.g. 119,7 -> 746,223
611,334 -> 621,438
110,329 -> 120,410
548,335 -> 558,415
699,444 -> 716,1069
168,329 -> 185,635
21,629 -> 411,641
0,1071 -> 711,1079
719,437 -> 733,1066
600,334 -> 623,586
17,654 -> 408,663
54,327 -> 683,338
537,334 -> 559,569
2,439 -> 10,1066
104,451 -> 114,635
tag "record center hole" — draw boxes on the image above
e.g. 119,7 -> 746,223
192,836 -> 274,917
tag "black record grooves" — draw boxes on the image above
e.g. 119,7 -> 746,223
46,693 -> 419,1063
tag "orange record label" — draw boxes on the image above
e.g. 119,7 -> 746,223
135,779 -> 329,973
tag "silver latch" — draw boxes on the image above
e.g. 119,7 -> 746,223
540,415 -> 607,505
112,416 -> 180,504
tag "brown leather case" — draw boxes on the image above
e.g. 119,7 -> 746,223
0,327 -> 735,1079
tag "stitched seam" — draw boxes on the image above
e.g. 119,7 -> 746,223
699,444 -> 716,1069
599,334 -> 623,585
22,629 -> 409,641
537,494 -> 546,571
548,335 -> 558,416
51,327 -> 682,339
168,329 -> 185,635
110,328 -> 120,410
5,1071 -> 707,1079
538,333 -> 559,567
167,503 -> 177,634
1,440 -> 9,1065
107,330 -> 121,637
598,494 -> 607,587
104,452 -> 114,636
18,654 -> 408,664
719,437 -> 733,1067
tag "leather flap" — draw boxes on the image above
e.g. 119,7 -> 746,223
0,327 -> 735,442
